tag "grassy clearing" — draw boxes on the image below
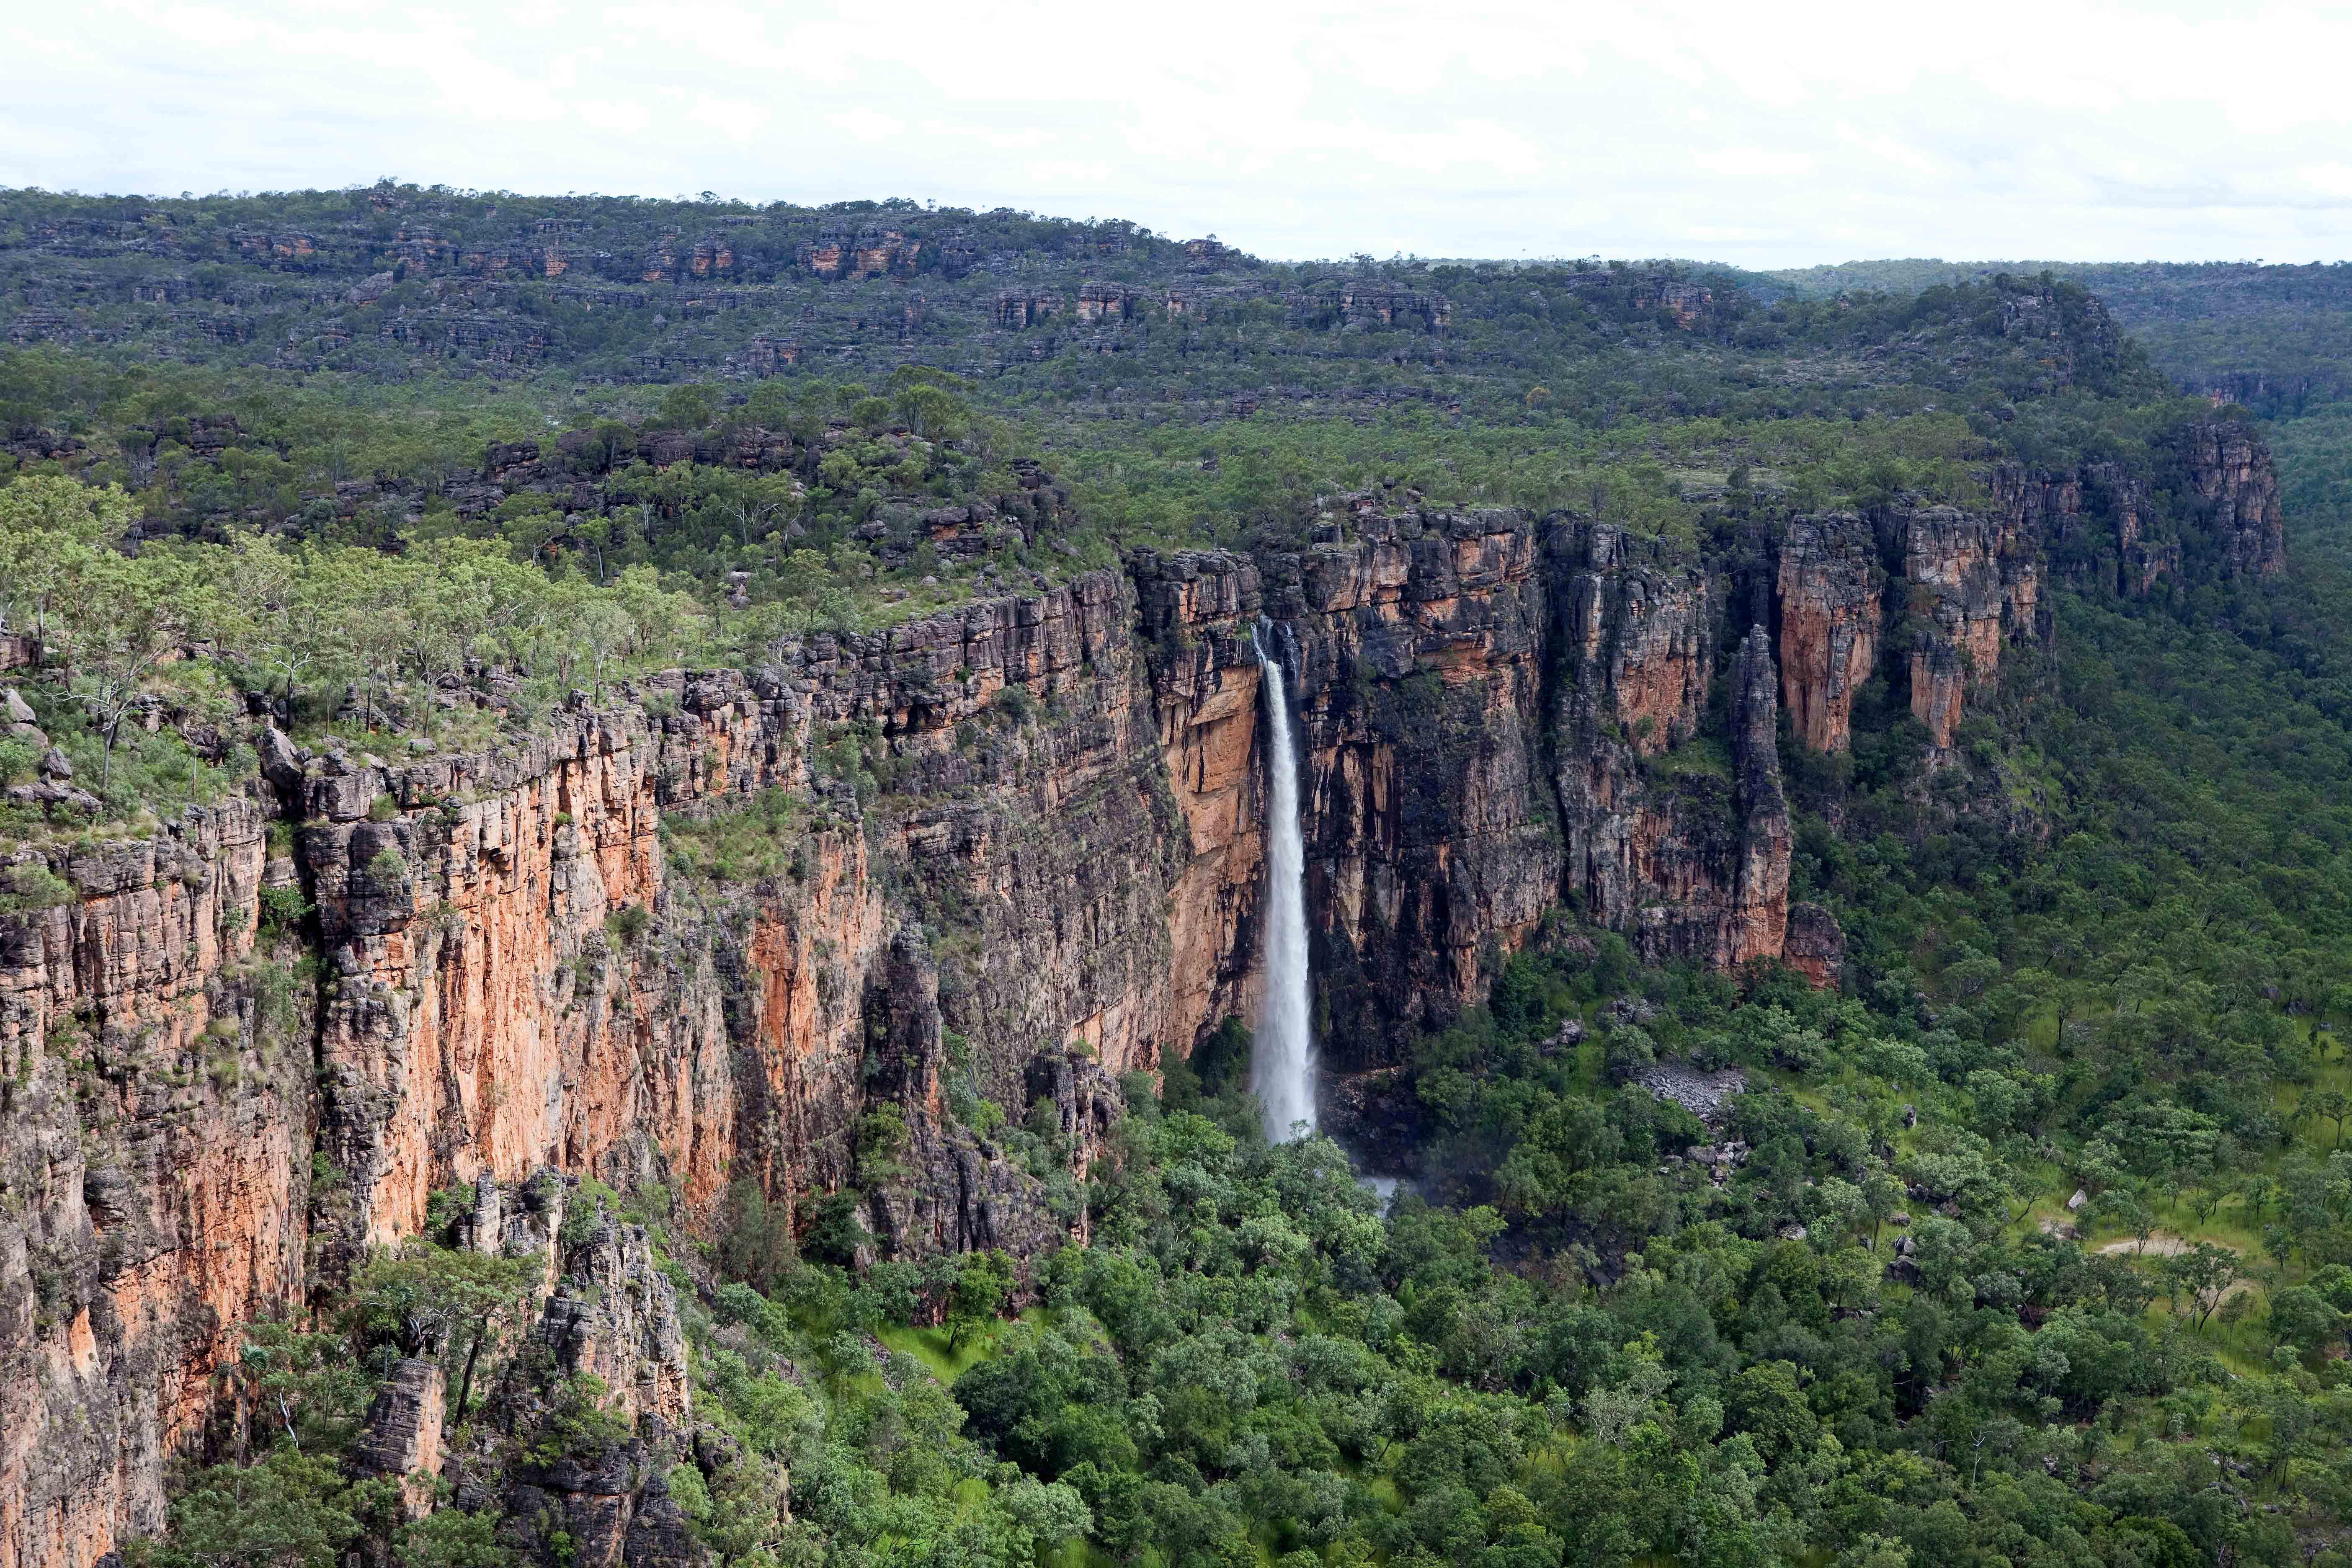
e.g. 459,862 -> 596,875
873,1304 -> 1072,1384
874,1322 -> 1008,1382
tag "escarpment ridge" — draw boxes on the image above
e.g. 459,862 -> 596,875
0,409 -> 2290,1565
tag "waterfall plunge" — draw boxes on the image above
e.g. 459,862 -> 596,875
1252,621 -> 1316,1143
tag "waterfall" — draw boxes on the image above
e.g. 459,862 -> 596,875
1252,619 -> 1316,1142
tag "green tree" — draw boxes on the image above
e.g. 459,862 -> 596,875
47,546 -> 209,789
947,1249 -> 1019,1353
1726,1359 -> 1818,1462
0,475 -> 130,642
349,1244 -> 534,1419
658,384 -> 720,431
395,1507 -> 511,1568
2156,1241 -> 2240,1331
235,1320 -> 376,1452
2266,1284 -> 2344,1363
2308,1088 -> 2351,1148
670,1458 -> 786,1567
137,1445 -> 374,1568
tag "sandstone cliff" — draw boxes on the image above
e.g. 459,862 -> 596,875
1765,419 -> 2283,762
2178,418 -> 2286,578
0,803 -> 290,1567
0,426 -> 2292,1560
1774,515 -> 1880,754
1553,523 -> 1788,972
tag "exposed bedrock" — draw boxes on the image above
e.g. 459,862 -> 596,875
0,419 -> 2293,1563
1774,514 -> 1881,755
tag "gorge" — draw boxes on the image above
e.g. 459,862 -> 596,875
0,426 -> 2290,1564
0,189 -> 2344,1568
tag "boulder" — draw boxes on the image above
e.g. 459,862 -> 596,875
352,1358 -> 446,1519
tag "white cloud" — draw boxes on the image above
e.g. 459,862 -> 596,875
3,0 -> 2346,267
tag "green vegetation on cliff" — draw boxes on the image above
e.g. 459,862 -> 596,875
7,187 -> 2352,1568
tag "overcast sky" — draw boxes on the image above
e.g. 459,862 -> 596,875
8,0 -> 2347,269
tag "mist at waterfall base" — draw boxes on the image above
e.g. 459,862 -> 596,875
1251,623 -> 1317,1145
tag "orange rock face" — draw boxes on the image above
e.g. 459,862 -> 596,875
2180,418 -> 2286,578
0,802 -> 291,1568
39,456 -> 2250,1558
0,565 -> 1243,1565
1895,505 -> 2038,748
1775,515 -> 1882,754
1553,522 -> 1787,973
736,830 -> 888,1209
1289,510 -> 1562,1024
308,717 -> 687,1258
1150,596 -> 1270,1057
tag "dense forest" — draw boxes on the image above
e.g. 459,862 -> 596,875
1745,258 -> 2352,556
5,186 -> 2352,1568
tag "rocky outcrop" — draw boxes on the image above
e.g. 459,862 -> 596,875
1273,504 -> 1561,1053
1774,515 -> 1881,753
539,1207 -> 689,1427
0,565 -> 1222,1564
1769,500 -> 2044,754
994,292 -> 1062,330
1553,525 -> 1787,971
353,1359 -> 446,1518
1992,464 -> 2175,599
1992,420 -> 2286,597
0,802 -> 293,1568
1727,628 -> 1792,965
2179,418 -> 2285,578
862,931 -> 1086,1259
1135,503 -> 1816,1058
22,463 -> 2203,1559
1887,504 -> 2039,748
1782,903 -> 1845,990
487,1426 -> 695,1568
1133,550 -> 1269,1060
286,566 -> 1203,1282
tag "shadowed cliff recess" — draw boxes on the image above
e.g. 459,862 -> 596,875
3,187 -> 2352,1568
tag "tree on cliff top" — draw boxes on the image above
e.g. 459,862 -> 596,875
0,476 -> 133,643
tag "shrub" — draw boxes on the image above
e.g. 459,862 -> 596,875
257,885 -> 312,937
0,862 -> 74,915
715,1179 -> 796,1295
526,1375 -> 632,1465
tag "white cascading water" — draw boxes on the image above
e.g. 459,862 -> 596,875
1252,620 -> 1317,1142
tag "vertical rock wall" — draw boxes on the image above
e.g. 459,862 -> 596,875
1134,551 -> 1270,1059
1275,508 -> 1563,1050
0,804 -> 289,1568
1552,523 -> 1788,972
1890,504 -> 2041,748
1774,515 -> 1880,754
0,415 -> 2290,1565
2178,418 -> 2286,579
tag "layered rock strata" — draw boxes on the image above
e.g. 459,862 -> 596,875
1,428 -> 2289,1560
1553,524 -> 1787,972
1889,504 -> 2041,748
